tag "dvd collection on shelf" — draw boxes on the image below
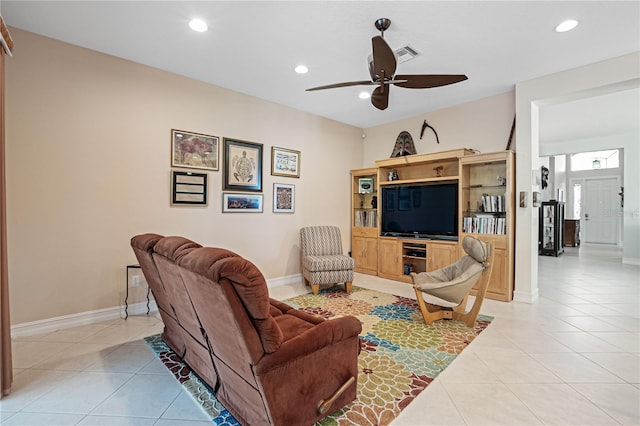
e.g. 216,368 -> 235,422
354,210 -> 377,227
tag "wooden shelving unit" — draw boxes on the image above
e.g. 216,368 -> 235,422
459,151 -> 515,301
351,149 -> 515,302
351,168 -> 378,275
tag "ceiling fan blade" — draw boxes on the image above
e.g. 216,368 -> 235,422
393,74 -> 468,89
306,80 -> 374,91
371,86 -> 389,110
371,35 -> 396,80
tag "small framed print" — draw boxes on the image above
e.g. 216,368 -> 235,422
171,171 -> 207,206
533,191 -> 541,207
222,192 -> 263,213
358,177 -> 374,194
273,183 -> 295,213
224,138 -> 263,192
271,147 -> 300,178
171,129 -> 219,171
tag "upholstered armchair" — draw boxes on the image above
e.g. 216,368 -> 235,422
300,226 -> 355,295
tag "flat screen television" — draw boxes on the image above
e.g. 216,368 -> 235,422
381,181 -> 458,240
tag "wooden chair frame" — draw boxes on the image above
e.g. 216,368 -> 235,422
413,240 -> 495,328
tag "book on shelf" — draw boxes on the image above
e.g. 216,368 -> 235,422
480,194 -> 506,213
463,215 -> 506,235
355,210 -> 377,227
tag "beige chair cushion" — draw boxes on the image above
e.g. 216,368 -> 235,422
462,236 -> 488,263
303,254 -> 355,272
411,256 -> 483,304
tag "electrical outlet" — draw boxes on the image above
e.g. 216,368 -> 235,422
132,275 -> 141,287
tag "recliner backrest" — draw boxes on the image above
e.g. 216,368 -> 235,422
177,247 -> 283,378
130,233 -> 175,319
152,236 -> 205,344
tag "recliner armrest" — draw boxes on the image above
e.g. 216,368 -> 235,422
254,315 -> 361,374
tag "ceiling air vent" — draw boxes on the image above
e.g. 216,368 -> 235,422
395,45 -> 419,63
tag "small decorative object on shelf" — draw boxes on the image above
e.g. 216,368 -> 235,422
388,169 -> 399,181
497,176 -> 506,186
390,131 -> 417,157
433,166 -> 444,177
371,195 -> 377,209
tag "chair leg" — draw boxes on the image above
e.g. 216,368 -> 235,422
452,250 -> 495,327
345,281 -> 352,293
413,286 -> 448,325
311,283 -> 320,295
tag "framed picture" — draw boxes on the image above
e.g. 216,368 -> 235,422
222,192 -> 263,213
273,183 -> 295,213
171,171 -> 207,205
271,147 -> 300,178
533,191 -> 541,207
358,177 -> 373,194
224,138 -> 263,192
171,129 -> 219,171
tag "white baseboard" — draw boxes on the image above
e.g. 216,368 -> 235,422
513,288 -> 539,304
10,275 -> 303,338
267,273 -> 303,288
622,257 -> 640,266
11,300 -> 158,338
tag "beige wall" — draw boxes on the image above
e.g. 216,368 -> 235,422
5,29 -> 363,324
362,91 -> 515,167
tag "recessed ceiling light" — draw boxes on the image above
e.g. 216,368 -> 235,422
189,18 -> 208,32
359,91 -> 371,100
555,19 -> 578,33
294,65 -> 309,74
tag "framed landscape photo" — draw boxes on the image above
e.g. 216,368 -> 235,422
222,192 -> 263,213
273,183 -> 295,213
171,171 -> 207,206
171,129 -> 219,171
224,138 -> 263,192
271,147 -> 300,178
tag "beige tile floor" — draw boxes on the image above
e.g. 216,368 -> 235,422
1,243 -> 638,425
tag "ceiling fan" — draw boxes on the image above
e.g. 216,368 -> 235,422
306,18 -> 468,110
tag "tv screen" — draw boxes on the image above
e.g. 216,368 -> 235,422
381,182 -> 458,239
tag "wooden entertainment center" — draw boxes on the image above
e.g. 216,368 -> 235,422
351,149 -> 515,301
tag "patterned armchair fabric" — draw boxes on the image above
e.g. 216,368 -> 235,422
301,226 -> 355,295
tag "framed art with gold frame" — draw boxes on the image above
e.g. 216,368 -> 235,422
171,129 -> 219,171
271,147 -> 300,178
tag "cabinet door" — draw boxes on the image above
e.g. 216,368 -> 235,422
427,244 -> 456,272
378,239 -> 400,276
353,237 -> 377,274
473,247 -> 509,299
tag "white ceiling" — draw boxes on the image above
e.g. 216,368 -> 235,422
2,1 -> 639,141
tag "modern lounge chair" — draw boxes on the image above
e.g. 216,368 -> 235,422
300,226 -> 355,295
410,236 -> 494,327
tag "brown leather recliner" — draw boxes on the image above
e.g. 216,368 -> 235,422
131,234 -> 362,426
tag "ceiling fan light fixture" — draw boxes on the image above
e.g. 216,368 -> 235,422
189,18 -> 208,32
555,19 -> 578,33
294,65 -> 309,74
359,91 -> 371,99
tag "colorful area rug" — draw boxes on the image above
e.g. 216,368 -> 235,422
144,285 -> 492,425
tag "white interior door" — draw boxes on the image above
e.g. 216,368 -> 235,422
583,177 -> 619,244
